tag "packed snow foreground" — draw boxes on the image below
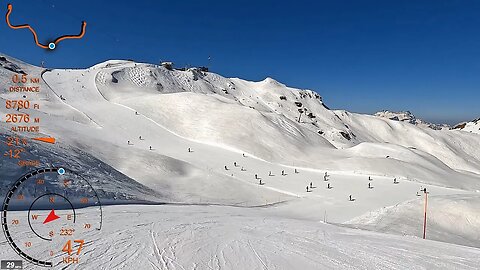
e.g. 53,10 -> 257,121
1,54 -> 480,269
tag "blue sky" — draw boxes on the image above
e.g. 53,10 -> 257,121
1,0 -> 479,124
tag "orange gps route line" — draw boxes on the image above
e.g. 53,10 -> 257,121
6,3 -> 87,50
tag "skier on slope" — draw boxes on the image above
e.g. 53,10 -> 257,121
310,182 -> 313,189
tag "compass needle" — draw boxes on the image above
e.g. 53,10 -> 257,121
42,210 -> 60,224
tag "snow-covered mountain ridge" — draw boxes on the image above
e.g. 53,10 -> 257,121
2,53 -> 480,193
454,118 -> 480,134
95,59 -> 480,183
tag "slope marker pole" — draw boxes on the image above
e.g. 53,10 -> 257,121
422,188 -> 428,239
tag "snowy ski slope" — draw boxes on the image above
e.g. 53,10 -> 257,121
1,205 -> 480,270
1,54 -> 480,269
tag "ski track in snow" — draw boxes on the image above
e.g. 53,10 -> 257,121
2,205 -> 476,270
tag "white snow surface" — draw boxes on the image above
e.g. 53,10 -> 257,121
1,205 -> 480,270
346,194 -> 480,248
1,54 -> 480,269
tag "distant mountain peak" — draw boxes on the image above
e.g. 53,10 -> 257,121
374,110 -> 417,124
374,110 -> 450,130
454,118 -> 480,134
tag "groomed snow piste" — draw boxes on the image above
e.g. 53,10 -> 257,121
1,54 -> 480,269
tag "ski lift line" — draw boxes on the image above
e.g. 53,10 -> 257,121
6,4 -> 87,50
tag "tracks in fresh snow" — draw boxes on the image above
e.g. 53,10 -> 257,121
2,205 -> 480,269
41,70 -> 102,128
